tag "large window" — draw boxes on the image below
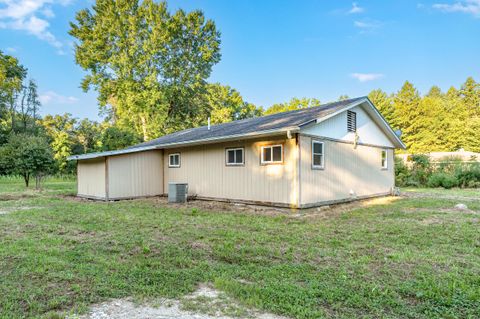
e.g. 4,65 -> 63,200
312,141 -> 324,169
347,110 -> 357,132
261,144 -> 283,164
381,149 -> 388,169
169,153 -> 180,168
226,148 -> 244,166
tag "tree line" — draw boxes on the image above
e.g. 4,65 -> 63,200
1,0 -> 479,187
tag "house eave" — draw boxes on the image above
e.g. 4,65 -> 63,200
68,126 -> 300,161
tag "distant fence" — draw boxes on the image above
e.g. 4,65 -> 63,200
397,151 -> 480,165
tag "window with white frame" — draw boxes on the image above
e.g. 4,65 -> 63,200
347,110 -> 357,132
226,148 -> 244,166
381,149 -> 388,169
261,144 -> 283,164
169,153 -> 180,167
312,141 -> 324,169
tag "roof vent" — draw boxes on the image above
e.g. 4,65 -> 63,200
394,129 -> 402,137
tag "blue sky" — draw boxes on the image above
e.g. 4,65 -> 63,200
1,0 -> 479,121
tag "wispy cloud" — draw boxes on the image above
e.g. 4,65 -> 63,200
348,2 -> 365,14
39,90 -> 79,105
432,0 -> 480,17
350,73 -> 384,82
353,19 -> 382,33
5,46 -> 16,53
0,0 -> 73,54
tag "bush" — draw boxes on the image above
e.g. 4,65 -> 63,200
455,163 -> 480,188
427,173 -> 458,189
394,156 -> 410,187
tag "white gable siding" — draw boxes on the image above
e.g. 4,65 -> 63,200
300,105 -> 394,148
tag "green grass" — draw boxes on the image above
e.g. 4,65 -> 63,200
0,179 -> 479,318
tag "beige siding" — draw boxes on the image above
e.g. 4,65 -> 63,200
77,158 -> 106,199
107,150 -> 163,199
164,137 -> 298,206
299,135 -> 394,206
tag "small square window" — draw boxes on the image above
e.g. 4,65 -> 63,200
312,141 -> 324,169
261,145 -> 283,164
169,153 -> 180,167
226,148 -> 244,166
381,150 -> 388,169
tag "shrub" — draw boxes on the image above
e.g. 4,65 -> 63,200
394,156 -> 410,187
409,154 -> 432,186
455,163 -> 480,188
427,172 -> 458,189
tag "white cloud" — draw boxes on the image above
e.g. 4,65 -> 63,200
0,0 -> 73,53
432,0 -> 480,17
39,91 -> 79,105
350,73 -> 384,82
5,46 -> 16,53
348,2 -> 365,14
353,19 -> 382,33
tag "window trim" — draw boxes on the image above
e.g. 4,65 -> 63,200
260,144 -> 284,165
312,140 -> 325,170
225,147 -> 245,166
168,153 -> 181,168
347,110 -> 357,133
381,149 -> 388,169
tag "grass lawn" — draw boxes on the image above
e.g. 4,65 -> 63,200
0,179 -> 479,319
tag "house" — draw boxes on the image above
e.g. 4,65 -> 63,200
68,97 -> 405,208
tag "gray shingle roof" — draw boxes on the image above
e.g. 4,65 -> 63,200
127,96 -> 366,150
71,96 -> 401,160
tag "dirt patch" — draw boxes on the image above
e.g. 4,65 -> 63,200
72,285 -> 288,319
0,206 -> 42,215
0,193 -> 35,201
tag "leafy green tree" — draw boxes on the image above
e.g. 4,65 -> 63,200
265,97 -> 320,115
100,126 -> 141,151
0,51 -> 27,140
206,83 -> 262,124
338,95 -> 350,101
0,134 -> 54,187
392,81 -> 421,150
368,89 -> 394,124
40,114 -> 77,173
76,119 -> 102,153
69,0 -> 221,140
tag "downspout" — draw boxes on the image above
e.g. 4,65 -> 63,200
105,156 -> 109,201
297,133 -> 302,209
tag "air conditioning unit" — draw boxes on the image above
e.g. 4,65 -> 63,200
168,183 -> 188,203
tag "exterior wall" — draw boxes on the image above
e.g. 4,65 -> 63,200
107,150 -> 163,199
164,137 -> 298,206
77,158 -> 106,199
299,135 -> 394,206
301,105 -> 395,148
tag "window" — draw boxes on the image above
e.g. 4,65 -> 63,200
169,153 -> 180,167
261,144 -> 283,164
381,150 -> 388,169
347,110 -> 357,132
312,141 -> 324,169
226,148 -> 244,166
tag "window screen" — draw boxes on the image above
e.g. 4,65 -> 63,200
169,153 -> 180,167
347,110 -> 357,132
261,145 -> 283,164
226,148 -> 244,165
312,141 -> 324,168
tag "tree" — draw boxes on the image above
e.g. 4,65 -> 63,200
0,134 -> 54,187
392,81 -> 421,150
69,0 -> 221,140
368,89 -> 394,124
76,119 -> 102,153
40,114 -> 77,173
206,83 -> 262,124
265,97 -> 320,115
100,126 -> 141,151
338,95 -> 350,101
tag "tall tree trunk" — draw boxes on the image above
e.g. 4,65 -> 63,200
24,173 -> 29,187
141,115 -> 148,141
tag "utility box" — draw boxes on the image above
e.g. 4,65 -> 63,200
168,183 -> 188,203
